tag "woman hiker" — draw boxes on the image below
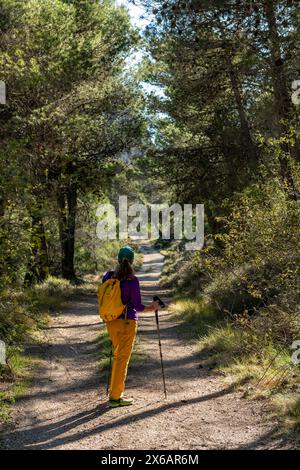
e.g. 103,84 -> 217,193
102,245 -> 160,408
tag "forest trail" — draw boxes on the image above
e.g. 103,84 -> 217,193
4,246 -> 289,450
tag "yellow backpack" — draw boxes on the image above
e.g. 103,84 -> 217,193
97,277 -> 126,322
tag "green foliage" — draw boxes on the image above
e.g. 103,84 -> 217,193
0,357 -> 32,423
0,0 -> 145,287
75,195 -> 144,275
205,180 -> 299,319
0,276 -> 77,350
0,274 -> 93,424
289,398 -> 300,419
162,179 -> 299,326
163,176 -> 300,435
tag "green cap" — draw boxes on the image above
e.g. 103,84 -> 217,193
118,245 -> 134,263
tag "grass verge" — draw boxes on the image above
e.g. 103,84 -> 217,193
0,275 -> 96,428
170,296 -> 300,445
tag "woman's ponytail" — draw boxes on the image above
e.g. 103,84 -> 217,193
115,258 -> 134,281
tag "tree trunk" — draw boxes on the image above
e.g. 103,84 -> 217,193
264,0 -> 297,192
57,183 -> 77,281
227,55 -> 259,170
205,206 -> 225,251
24,210 -> 49,286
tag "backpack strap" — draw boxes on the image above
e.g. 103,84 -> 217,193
113,273 -> 128,319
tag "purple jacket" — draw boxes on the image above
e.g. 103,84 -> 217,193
102,271 -> 145,321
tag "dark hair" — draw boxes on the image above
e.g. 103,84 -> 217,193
114,258 -> 134,281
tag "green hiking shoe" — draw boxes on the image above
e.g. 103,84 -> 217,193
109,397 -> 133,408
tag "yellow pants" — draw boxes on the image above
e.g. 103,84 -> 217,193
106,318 -> 137,400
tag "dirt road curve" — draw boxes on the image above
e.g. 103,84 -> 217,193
4,246 -> 289,449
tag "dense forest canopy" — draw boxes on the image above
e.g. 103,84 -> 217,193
134,0 -> 300,333
0,0 -> 146,285
1,0 -> 299,287
141,0 -> 300,192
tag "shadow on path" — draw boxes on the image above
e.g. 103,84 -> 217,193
6,385 -> 236,449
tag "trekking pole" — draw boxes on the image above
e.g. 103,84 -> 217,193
106,343 -> 113,397
153,296 -> 167,399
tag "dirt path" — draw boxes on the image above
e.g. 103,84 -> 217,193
4,246 -> 289,449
